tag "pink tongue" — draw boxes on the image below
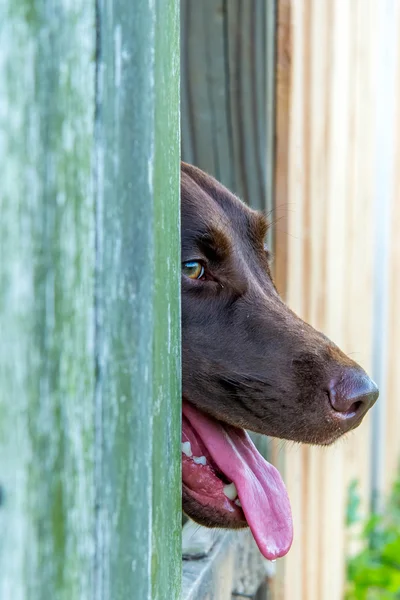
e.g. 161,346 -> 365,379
183,402 -> 293,560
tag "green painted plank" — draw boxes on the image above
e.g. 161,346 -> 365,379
0,2 -> 96,599
0,1 -> 181,599
152,1 -> 181,597
94,1 -> 181,599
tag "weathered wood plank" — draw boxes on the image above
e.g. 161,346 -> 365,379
152,1 -> 181,597
0,2 -> 96,599
273,0 -> 382,598
94,1 -> 181,599
181,0 -> 274,220
385,8 -> 400,492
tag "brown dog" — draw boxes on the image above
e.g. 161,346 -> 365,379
180,162 -> 378,560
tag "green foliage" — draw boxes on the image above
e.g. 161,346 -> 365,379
345,473 -> 400,599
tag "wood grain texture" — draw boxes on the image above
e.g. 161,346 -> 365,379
94,1 -> 181,599
385,11 -> 400,493
0,1 -> 181,599
181,0 -> 273,222
273,1 -> 400,599
273,0 -> 291,299
0,2 -> 96,598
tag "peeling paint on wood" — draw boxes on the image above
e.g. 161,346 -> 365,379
94,1 -> 181,599
0,3 -> 96,598
0,0 -> 180,598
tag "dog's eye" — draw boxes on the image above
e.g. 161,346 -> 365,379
182,261 -> 205,280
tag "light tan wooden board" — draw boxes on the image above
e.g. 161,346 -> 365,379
271,0 -> 399,599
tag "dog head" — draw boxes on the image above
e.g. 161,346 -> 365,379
180,162 -> 378,560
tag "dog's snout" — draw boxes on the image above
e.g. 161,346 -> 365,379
328,369 -> 379,426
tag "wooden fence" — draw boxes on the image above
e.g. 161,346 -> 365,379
0,1 -> 180,599
272,1 -> 400,599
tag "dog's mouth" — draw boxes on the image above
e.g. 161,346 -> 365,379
182,400 -> 293,560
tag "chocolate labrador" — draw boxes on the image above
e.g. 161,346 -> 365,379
180,162 -> 378,560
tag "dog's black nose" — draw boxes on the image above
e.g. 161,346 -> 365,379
328,369 -> 379,426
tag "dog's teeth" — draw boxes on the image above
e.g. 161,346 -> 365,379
235,498 -> 242,508
193,455 -> 207,465
181,442 -> 192,457
223,482 -> 238,500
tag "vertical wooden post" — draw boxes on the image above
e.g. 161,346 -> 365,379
0,3 -> 97,598
0,0 -> 180,598
95,0 -> 181,598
